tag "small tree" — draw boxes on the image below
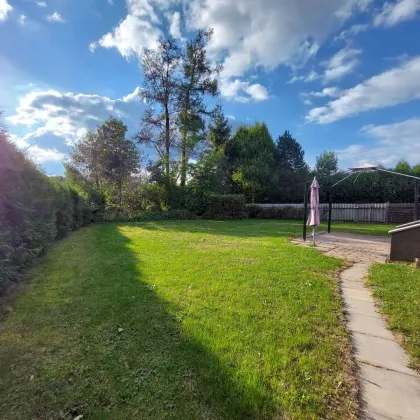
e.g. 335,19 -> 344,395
314,151 -> 339,179
68,130 -> 105,191
97,117 -> 140,209
68,117 -> 140,209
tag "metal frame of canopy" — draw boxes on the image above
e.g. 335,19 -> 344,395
302,163 -> 420,241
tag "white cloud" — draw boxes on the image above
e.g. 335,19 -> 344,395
36,1 -> 47,7
322,47 -> 361,82
288,70 -> 320,84
308,87 -> 341,97
168,11 -> 183,40
303,99 -> 313,106
187,0 -> 371,78
91,0 -> 373,103
220,79 -> 269,103
18,14 -> 27,25
306,56 -> 420,123
9,134 -> 65,163
28,145 -> 66,163
90,13 -> 161,58
7,87 -> 145,145
374,0 -> 420,27
335,23 -> 369,41
337,118 -> 420,167
47,12 -> 65,23
0,0 -> 12,21
94,0 -> 372,79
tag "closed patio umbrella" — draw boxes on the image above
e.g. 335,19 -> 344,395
307,177 -> 320,245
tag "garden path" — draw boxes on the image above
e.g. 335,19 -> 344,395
292,232 -> 420,420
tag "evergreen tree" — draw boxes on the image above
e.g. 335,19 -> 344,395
227,122 -> 276,202
275,131 -> 309,202
137,37 -> 181,178
208,103 -> 231,151
178,29 -> 219,187
276,131 -> 308,172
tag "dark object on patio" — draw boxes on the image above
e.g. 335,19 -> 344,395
389,221 -> 420,262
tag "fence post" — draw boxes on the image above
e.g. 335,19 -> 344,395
415,180 -> 419,221
303,181 -> 309,241
328,192 -> 332,233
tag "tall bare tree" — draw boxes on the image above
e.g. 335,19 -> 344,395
137,37 -> 181,179
178,29 -> 219,187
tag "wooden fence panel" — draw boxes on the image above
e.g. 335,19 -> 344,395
253,203 -> 390,223
387,204 -> 420,224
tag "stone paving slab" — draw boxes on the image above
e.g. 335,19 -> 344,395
360,364 -> 420,420
341,278 -> 366,291
291,232 -> 420,419
342,286 -> 374,302
343,296 -> 381,318
353,332 -> 414,376
347,312 -> 395,340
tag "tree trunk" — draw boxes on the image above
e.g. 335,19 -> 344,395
180,127 -> 187,187
164,105 -> 170,177
118,180 -> 122,211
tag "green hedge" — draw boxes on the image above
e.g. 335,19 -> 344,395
247,205 -> 305,220
0,133 -> 101,295
203,194 -> 247,220
103,208 -> 196,222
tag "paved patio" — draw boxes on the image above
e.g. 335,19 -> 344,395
292,232 -> 420,420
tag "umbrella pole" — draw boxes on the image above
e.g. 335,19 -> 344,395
312,227 -> 316,246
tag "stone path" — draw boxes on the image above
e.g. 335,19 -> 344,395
292,232 -> 420,420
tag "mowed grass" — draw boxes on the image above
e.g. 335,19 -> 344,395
319,221 -> 394,236
368,263 -> 420,372
0,220 -> 361,419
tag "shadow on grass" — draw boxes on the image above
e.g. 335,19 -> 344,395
0,223 -> 278,419
84,224 -> 280,418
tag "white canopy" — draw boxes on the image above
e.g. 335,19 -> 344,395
348,163 -> 379,172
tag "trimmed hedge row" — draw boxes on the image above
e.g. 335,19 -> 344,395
103,208 -> 196,222
0,133 -> 102,295
247,205 -> 305,220
203,194 -> 247,220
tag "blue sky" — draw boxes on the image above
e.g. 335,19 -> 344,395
1,0 -> 420,175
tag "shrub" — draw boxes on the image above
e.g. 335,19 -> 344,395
255,206 -> 305,220
246,204 -> 262,219
103,209 -> 196,222
203,194 -> 246,220
0,132 -> 99,295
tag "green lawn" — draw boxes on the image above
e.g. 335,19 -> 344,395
319,221 -> 394,236
0,220 -> 360,419
367,263 -> 420,372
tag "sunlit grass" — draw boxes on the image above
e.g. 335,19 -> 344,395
0,220 -> 364,419
368,263 -> 420,372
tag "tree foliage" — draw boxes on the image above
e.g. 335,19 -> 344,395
275,131 -> 309,202
69,117 -> 140,208
208,103 -> 231,151
227,122 -> 276,202
137,37 -> 181,177
178,29 -> 219,186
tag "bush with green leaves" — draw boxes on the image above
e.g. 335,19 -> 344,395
203,194 -> 246,220
103,208 -> 196,222
0,132 -> 100,295
251,206 -> 305,220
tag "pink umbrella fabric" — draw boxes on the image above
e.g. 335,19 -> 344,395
307,177 -> 320,227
